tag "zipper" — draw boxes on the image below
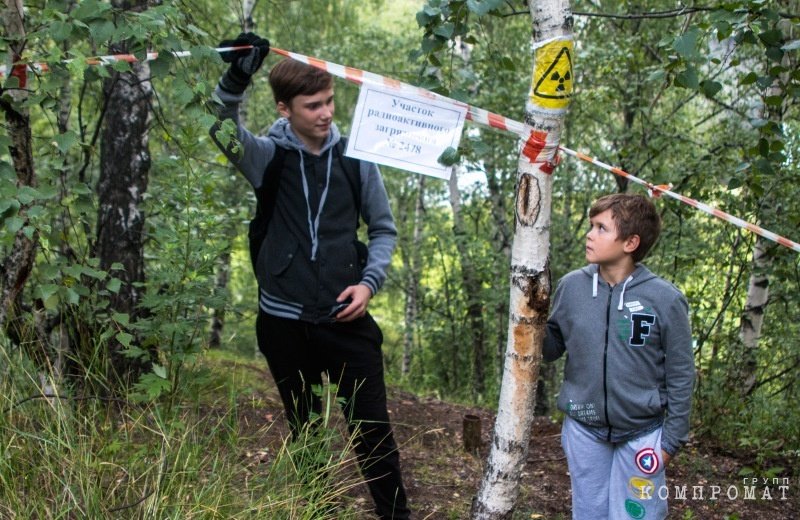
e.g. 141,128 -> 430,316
603,287 -> 613,442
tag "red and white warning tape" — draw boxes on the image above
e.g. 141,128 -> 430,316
270,47 -> 800,254
2,46 -> 798,253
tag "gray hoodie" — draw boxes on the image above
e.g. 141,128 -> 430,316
543,264 -> 694,455
210,86 -> 397,322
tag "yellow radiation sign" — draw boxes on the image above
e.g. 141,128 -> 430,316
530,39 -> 574,110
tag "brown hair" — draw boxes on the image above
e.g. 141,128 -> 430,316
268,59 -> 334,106
589,193 -> 661,262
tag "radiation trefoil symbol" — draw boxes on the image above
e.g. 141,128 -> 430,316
530,40 -> 574,110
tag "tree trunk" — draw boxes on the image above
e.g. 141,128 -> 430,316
95,0 -> 153,381
735,46 -> 790,396
472,0 -> 573,517
208,0 -> 257,349
402,175 -> 425,376
449,165 -> 487,396
0,0 -> 39,337
738,236 -> 769,395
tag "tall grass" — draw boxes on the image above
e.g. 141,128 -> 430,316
0,342 -> 367,519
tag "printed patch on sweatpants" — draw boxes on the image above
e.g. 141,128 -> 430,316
625,498 -> 647,519
634,447 -> 660,474
628,476 -> 655,500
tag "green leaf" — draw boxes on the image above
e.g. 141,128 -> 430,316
739,71 -> 757,85
765,95 -> 783,107
647,70 -> 666,83
112,312 -> 130,326
674,27 -> 701,59
675,67 -> 699,90
701,80 -> 722,98
5,216 -> 24,233
438,146 -> 459,166
758,29 -> 783,46
116,331 -> 134,348
49,21 -> 73,41
65,287 -> 81,305
53,131 -> 78,154
36,284 -> 60,302
72,0 -> 111,21
433,22 -> 455,39
149,52 -> 173,78
152,364 -> 167,379
88,19 -> 115,45
16,186 -> 40,205
107,277 -> 122,294
111,60 -> 131,73
467,0 -> 504,16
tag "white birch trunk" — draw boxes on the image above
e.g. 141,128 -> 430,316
472,0 -> 573,517
736,46 -> 788,396
402,176 -> 424,376
738,237 -> 769,395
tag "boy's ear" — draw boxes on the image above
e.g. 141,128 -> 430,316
277,101 -> 291,118
623,234 -> 641,254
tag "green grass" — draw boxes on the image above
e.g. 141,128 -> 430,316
0,343 -> 366,519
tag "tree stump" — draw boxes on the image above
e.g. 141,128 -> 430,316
463,414 -> 482,454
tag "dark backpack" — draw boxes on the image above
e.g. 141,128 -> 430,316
247,137 -> 365,274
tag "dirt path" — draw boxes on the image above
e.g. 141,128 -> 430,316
233,366 -> 799,519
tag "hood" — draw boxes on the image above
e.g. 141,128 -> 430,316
582,263 -> 658,310
267,118 -> 341,155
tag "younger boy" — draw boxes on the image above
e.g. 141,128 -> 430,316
209,33 -> 410,519
543,193 -> 694,520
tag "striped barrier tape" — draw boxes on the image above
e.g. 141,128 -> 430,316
2,46 -> 798,253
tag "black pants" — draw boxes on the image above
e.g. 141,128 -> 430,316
256,311 -> 410,520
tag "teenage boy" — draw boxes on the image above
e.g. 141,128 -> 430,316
543,193 -> 694,520
210,33 -> 410,520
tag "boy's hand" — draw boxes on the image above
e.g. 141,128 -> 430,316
218,32 -> 270,93
661,450 -> 672,467
334,284 -> 372,322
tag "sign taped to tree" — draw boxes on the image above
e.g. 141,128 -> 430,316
346,84 -> 468,180
530,38 -> 574,111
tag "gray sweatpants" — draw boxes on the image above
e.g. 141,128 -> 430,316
562,416 -> 668,520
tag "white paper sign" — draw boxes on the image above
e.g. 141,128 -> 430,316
346,85 -> 468,180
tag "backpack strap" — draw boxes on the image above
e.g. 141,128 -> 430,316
335,137 -> 368,269
335,136 -> 362,229
248,146 -> 287,273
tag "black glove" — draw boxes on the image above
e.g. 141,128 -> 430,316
218,32 -> 270,94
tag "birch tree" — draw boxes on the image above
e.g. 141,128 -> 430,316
95,0 -> 154,380
472,0 -> 573,517
0,0 -> 38,336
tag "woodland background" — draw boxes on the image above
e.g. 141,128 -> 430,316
1,0 -> 799,518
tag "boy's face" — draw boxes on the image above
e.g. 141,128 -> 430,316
278,88 -> 335,150
586,209 -> 639,266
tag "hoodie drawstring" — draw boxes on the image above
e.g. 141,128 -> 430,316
299,148 -> 333,261
592,272 -> 598,298
617,274 -> 634,310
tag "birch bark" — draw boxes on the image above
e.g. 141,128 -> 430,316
0,0 -> 39,334
472,0 -> 573,517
